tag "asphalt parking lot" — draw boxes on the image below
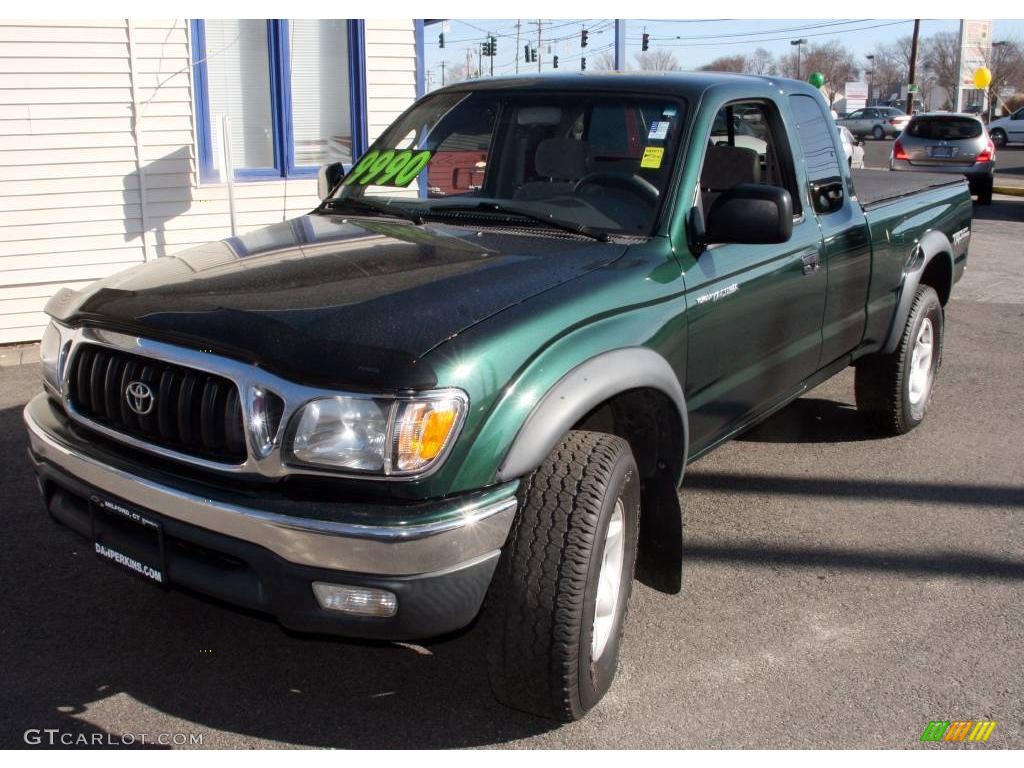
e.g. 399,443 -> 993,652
1,195 -> 1022,749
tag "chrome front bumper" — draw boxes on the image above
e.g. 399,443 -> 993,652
24,396 -> 517,577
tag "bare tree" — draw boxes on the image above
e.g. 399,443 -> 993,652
634,49 -> 681,72
591,50 -> 618,71
922,31 -> 960,93
869,40 -> 909,104
698,54 -> 747,73
801,40 -> 860,106
778,50 -> 799,79
747,47 -> 777,75
987,37 -> 1024,112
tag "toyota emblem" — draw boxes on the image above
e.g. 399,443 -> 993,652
125,381 -> 155,415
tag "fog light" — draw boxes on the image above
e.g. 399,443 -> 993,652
312,582 -> 397,617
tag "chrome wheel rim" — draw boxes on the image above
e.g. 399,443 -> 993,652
591,499 -> 625,662
908,317 -> 934,408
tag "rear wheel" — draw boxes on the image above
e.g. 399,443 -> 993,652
486,430 -> 641,721
991,128 -> 1007,148
855,285 -> 944,435
873,125 -> 885,140
975,177 -> 993,205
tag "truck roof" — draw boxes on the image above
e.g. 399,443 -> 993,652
436,71 -> 826,102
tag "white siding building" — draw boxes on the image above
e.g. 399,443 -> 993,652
0,18 -> 419,344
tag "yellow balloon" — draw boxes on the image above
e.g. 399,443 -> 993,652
973,66 -> 992,89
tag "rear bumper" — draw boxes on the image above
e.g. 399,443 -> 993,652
24,394 -> 516,639
889,159 -> 994,184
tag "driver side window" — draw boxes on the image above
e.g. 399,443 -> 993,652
698,100 -> 800,215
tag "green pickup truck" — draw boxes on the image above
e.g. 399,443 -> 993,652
25,73 -> 971,721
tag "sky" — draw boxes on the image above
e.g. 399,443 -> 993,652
423,18 -> 1024,88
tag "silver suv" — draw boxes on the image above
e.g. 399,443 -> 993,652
890,113 -> 995,204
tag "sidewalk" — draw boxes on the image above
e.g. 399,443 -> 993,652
994,174 -> 1024,196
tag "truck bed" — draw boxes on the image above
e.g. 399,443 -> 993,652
852,168 -> 965,209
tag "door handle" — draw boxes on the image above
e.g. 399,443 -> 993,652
800,249 -> 821,275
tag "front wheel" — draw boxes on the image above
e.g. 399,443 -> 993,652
991,128 -> 1007,148
486,430 -> 641,721
855,285 -> 944,435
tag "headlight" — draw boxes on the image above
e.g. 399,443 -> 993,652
40,321 -> 70,394
288,391 -> 466,476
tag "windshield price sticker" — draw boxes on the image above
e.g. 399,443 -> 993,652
640,146 -> 665,169
343,149 -> 433,188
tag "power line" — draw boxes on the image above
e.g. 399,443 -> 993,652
646,19 -> 913,48
631,19 -> 871,42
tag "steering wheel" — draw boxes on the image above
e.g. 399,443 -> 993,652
572,172 -> 660,206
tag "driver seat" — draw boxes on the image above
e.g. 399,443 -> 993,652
514,138 -> 589,200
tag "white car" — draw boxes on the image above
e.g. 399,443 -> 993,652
987,106 -> 1024,147
837,125 -> 865,169
710,112 -> 768,157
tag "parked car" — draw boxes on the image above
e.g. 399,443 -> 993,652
838,106 -> 910,139
837,124 -> 865,168
987,105 -> 1024,147
890,113 -> 995,204
26,73 -> 972,722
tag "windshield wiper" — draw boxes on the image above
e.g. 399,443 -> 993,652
428,202 -> 610,242
321,197 -> 423,225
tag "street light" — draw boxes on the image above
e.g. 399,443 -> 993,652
865,54 -> 875,106
791,38 -> 807,80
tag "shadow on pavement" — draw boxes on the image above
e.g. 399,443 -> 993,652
0,401 -> 557,748
972,195 -> 1024,222
681,541 -> 1024,581
684,470 -> 1024,508
737,397 -> 883,444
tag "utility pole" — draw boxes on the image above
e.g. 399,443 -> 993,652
478,43 -> 483,79
488,32 -> 494,77
515,19 -> 521,74
905,19 -> 920,115
536,19 -> 543,72
441,60 -> 446,86
865,53 -> 874,106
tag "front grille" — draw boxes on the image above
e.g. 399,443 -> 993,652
66,343 -> 247,463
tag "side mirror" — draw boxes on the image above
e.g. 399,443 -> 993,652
706,184 -> 793,245
318,161 -> 347,200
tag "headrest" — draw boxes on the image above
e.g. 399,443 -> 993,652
535,139 -> 588,180
700,144 -> 760,190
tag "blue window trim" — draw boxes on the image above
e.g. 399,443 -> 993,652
191,18 -> 367,183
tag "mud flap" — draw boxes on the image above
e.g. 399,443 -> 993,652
635,469 -> 683,594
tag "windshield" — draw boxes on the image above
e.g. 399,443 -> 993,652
327,90 -> 687,237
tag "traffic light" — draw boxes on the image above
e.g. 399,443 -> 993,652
581,57 -> 587,71
524,44 -> 530,62
581,29 -> 589,48
553,55 -> 559,69
488,36 -> 497,57
642,33 -> 649,52
438,32 -> 445,49
531,47 -> 538,62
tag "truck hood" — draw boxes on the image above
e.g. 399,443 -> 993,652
46,214 -> 627,390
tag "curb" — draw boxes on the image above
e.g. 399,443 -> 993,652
993,185 -> 1024,197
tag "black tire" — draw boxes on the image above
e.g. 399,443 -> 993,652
991,128 -> 1007,148
975,178 -> 993,205
873,125 -> 885,140
486,430 -> 641,721
855,285 -> 944,435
